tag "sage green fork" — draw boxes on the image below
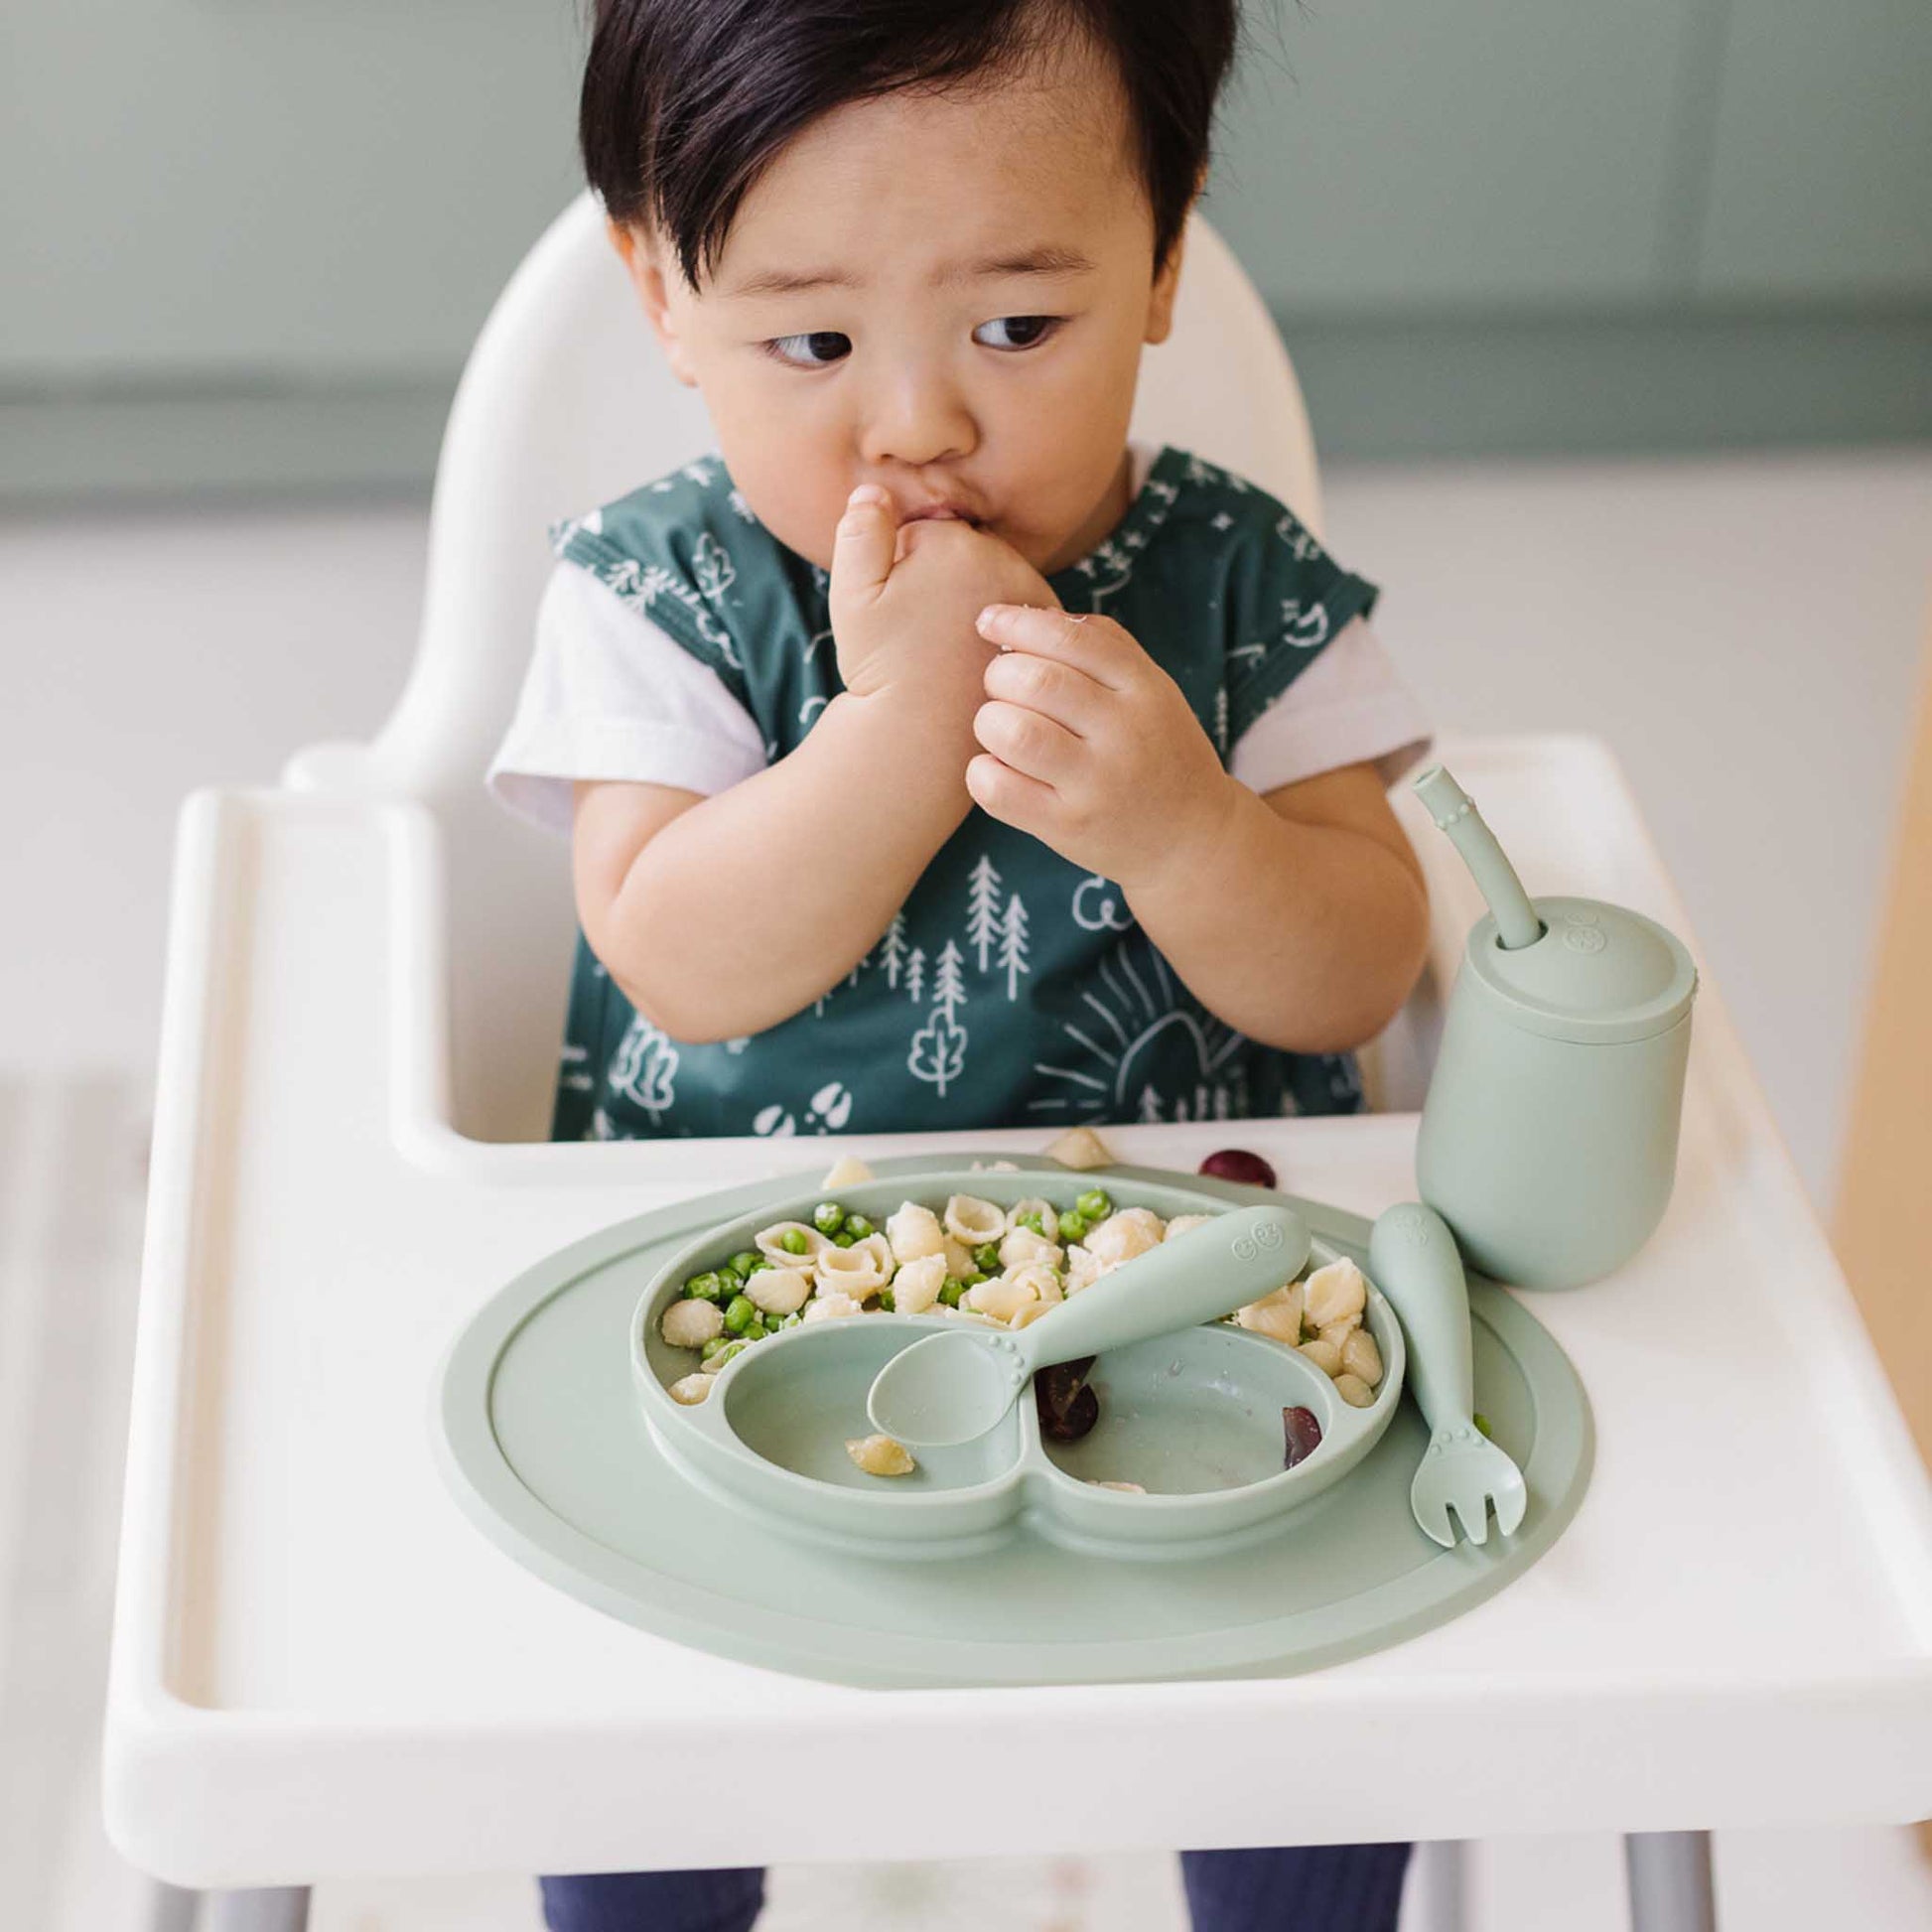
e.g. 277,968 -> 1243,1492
1367,1202 -> 1527,1548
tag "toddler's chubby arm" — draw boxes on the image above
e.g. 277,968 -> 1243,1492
573,493 -> 1058,1043
969,604 -> 1429,1052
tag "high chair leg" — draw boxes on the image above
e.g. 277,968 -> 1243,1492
199,1886 -> 312,1932
1624,1831 -> 1717,1931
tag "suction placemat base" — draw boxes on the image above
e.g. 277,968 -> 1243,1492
436,1155 -> 1592,1688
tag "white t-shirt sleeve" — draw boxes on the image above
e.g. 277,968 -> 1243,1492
486,562 -> 768,837
1228,617 -> 1433,795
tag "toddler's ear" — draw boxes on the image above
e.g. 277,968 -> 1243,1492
608,219 -> 699,387
1146,227 -> 1186,347
1146,167 -> 1203,347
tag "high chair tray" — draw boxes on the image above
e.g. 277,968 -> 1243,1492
103,741 -> 1932,1887
435,1153 -> 1590,1688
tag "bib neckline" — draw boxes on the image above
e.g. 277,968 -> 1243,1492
1045,443 -> 1182,610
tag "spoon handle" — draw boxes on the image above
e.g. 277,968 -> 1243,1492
1020,1204 -> 1311,1374
1366,1201 -> 1475,1434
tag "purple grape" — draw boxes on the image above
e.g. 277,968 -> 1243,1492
1198,1148 -> 1277,1190
1283,1406 -> 1322,1469
1035,1357 -> 1101,1443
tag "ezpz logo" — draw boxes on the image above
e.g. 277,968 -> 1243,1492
1229,1219 -> 1286,1263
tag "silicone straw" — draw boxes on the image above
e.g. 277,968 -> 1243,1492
1412,764 -> 1542,950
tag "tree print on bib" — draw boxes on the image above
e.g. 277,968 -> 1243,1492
908,941 -> 969,1099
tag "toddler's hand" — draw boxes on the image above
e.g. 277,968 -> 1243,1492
967,604 -> 1236,889
828,486 -> 1059,721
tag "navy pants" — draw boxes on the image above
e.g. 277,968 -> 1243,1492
540,1843 -> 1412,1931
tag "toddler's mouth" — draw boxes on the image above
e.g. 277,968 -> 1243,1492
903,503 -> 983,528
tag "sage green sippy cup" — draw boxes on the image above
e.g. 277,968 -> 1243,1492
1412,765 -> 1699,1290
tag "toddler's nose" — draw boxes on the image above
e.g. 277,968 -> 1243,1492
858,369 -> 975,474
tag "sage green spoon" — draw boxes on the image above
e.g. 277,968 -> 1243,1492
1367,1201 -> 1527,1547
865,1203 -> 1311,1449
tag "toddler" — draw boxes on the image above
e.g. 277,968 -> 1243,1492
490,1 -> 1433,1926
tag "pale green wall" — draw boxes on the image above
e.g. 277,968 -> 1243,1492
2,0 -> 1926,497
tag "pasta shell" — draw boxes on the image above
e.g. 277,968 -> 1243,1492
1006,1260 -> 1063,1307
964,1272 -> 1041,1323
885,1202 -> 946,1266
1064,1245 -> 1107,1296
942,1194 -> 1008,1244
1233,1295 -> 1302,1345
999,1225 -> 1064,1271
819,1155 -> 876,1188
756,1221 -> 830,1269
1042,1125 -> 1116,1171
1342,1327 -> 1383,1386
1164,1213 -> 1217,1240
1083,1207 -> 1166,1267
1299,1336 -> 1344,1376
802,1292 -> 864,1322
1304,1258 -> 1368,1330
747,1266 -> 811,1316
813,1232 -> 895,1299
891,1253 -> 948,1315
1009,1195 -> 1056,1235
660,1299 -> 725,1350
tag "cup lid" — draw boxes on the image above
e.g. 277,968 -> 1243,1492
1462,896 -> 1698,1042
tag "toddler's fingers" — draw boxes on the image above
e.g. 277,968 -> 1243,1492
975,604 -> 1133,690
830,486 -> 896,606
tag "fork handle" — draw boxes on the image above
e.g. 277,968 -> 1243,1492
1368,1202 -> 1475,1436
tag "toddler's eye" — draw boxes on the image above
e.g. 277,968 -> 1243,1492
975,315 -> 1060,351
763,331 -> 851,369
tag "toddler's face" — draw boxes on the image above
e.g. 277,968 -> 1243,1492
615,33 -> 1188,577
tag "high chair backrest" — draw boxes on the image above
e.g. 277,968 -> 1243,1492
295,193 -> 1328,1142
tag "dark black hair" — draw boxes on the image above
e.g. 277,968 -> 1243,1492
580,0 -> 1242,290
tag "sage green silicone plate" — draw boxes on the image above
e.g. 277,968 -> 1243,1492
633,1175 -> 1402,1563
434,1154 -> 1593,1688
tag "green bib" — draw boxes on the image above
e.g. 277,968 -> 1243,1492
549,446 -> 1378,1143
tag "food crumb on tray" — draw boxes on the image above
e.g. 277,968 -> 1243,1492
846,1434 -> 916,1477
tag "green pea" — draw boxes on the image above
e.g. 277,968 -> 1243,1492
1076,1189 -> 1113,1221
812,1201 -> 846,1235
938,1281 -> 966,1308
964,1270 -> 988,1287
728,1250 -> 760,1279
746,1257 -> 774,1275
779,1228 -> 810,1256
1057,1210 -> 1089,1242
1473,1413 -> 1493,1439
684,1271 -> 726,1302
705,1338 -> 747,1371
776,1311 -> 803,1331
974,1243 -> 1001,1274
877,1288 -> 897,1313
833,1229 -> 858,1248
724,1294 -> 759,1335
844,1213 -> 877,1240
745,1313 -> 768,1339
701,1334 -> 736,1363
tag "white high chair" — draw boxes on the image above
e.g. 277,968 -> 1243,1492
286,192 -> 1365,1145
104,194 -> 1932,1932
